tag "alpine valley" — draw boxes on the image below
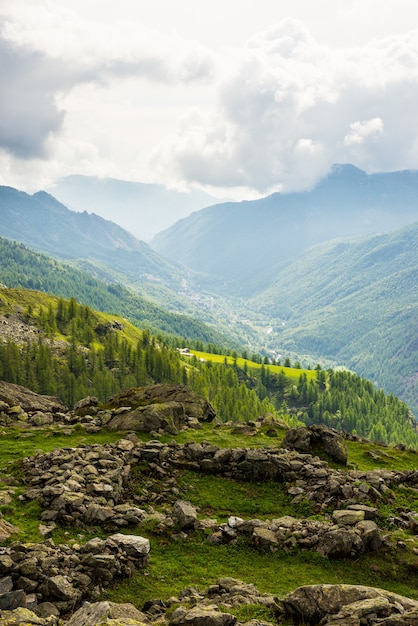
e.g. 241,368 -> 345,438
1,164 -> 418,414
1,165 -> 418,626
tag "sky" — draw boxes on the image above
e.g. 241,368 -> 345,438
2,0 -> 418,201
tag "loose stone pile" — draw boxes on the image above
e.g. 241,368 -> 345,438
20,438 -> 418,535
0,533 -> 149,615
1,382 -> 418,624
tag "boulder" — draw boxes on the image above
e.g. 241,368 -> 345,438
0,607 -> 51,625
172,500 -> 198,530
317,528 -> 363,558
107,534 -> 150,561
282,425 -> 348,465
282,584 -> 418,624
65,601 -> 149,626
332,510 -> 365,525
169,605 -> 236,626
108,384 -> 216,430
109,402 -> 183,434
0,381 -> 65,413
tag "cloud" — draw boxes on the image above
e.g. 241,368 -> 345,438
0,5 -> 216,165
0,38 -> 66,158
343,118 -> 384,145
151,20 -> 418,194
2,4 -> 418,197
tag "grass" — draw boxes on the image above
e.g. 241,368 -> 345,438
345,439 -> 418,472
189,350 -> 317,381
177,471 -> 308,520
0,427 -> 124,471
105,533 -> 418,608
2,421 -> 418,614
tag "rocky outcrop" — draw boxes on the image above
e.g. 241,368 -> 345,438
65,600 -> 149,626
2,579 -> 418,626
0,381 -> 66,421
0,578 -> 279,625
107,384 -> 216,433
282,425 -> 348,465
0,382 -> 216,434
20,438 -> 418,533
282,584 -> 418,625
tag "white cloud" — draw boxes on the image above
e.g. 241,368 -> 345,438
343,118 -> 384,146
150,21 -> 418,194
2,2 -> 418,197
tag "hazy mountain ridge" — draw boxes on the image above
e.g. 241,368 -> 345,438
47,175 -> 221,241
151,165 -> 418,295
0,184 -> 206,299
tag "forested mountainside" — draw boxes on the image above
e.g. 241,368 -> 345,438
251,222 -> 418,416
0,287 -> 416,446
0,237 -> 237,348
151,165 -> 418,295
0,185 -> 206,295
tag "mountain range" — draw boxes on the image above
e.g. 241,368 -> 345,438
152,164 -> 418,295
1,164 -> 418,415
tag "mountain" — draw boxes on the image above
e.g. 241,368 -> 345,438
0,237 -> 238,347
0,185 -> 268,346
151,165 -> 418,296
252,222 -> 418,415
0,185 -> 184,284
47,175 -> 220,241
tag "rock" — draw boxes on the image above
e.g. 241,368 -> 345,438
0,516 -> 19,542
322,595 -> 393,624
0,590 -> 26,610
346,504 -> 379,519
282,584 -> 418,624
282,425 -> 348,465
169,605 -> 237,626
33,602 -> 60,619
44,575 -> 82,604
108,384 -> 216,433
378,607 -> 418,625
0,607 -> 51,625
0,381 -> 66,413
318,528 -> 363,558
332,510 -> 365,525
107,534 -> 150,560
65,601 -> 149,626
252,527 -> 279,549
172,500 -> 198,530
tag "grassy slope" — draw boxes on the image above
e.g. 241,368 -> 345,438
1,423 -> 418,611
190,349 -> 318,380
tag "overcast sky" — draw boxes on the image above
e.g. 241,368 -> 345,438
1,0 -> 418,200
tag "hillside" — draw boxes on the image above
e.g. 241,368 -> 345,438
0,186 -> 259,344
0,289 -> 417,625
0,287 -> 416,446
0,378 -> 417,625
0,185 -> 188,288
151,165 -> 418,295
47,175 -> 220,241
251,222 -> 418,415
0,237 -> 239,348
